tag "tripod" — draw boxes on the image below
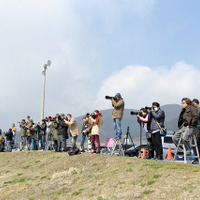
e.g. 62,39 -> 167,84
122,126 -> 135,151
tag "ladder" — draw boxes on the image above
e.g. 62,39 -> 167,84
111,140 -> 124,156
173,134 -> 200,165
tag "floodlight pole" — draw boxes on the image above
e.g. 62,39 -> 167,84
41,60 -> 51,121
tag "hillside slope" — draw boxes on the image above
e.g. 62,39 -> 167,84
0,151 -> 200,200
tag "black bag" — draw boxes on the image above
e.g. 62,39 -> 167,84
68,148 -> 80,156
146,131 -> 152,139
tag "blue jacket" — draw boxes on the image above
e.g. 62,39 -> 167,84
149,109 -> 165,132
5,131 -> 13,141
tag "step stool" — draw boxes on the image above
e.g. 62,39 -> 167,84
173,133 -> 200,165
138,148 -> 148,159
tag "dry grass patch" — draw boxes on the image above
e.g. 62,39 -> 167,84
1,152 -> 200,199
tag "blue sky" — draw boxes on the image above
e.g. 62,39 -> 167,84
0,0 -> 200,130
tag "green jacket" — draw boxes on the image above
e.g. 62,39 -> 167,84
51,122 -> 58,141
197,107 -> 200,130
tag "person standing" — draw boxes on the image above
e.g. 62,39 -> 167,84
136,108 -> 153,159
38,119 -> 47,150
12,123 -> 16,146
5,129 -> 13,152
52,118 -> 59,152
57,115 -> 68,152
149,102 -> 165,161
172,98 -> 199,156
110,93 -> 125,140
80,117 -> 89,152
64,114 -> 79,150
19,119 -> 26,148
89,110 -> 103,154
26,118 -> 33,151
46,117 -> 53,150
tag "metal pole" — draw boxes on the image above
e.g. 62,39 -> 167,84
41,67 -> 46,121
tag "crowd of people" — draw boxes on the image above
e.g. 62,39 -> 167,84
1,93 -> 200,163
0,111 -> 104,153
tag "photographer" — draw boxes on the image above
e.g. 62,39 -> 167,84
110,93 -> 125,140
46,116 -> 53,150
0,129 -> 5,152
80,117 -> 89,152
5,129 -> 13,152
172,98 -> 199,156
148,102 -> 165,161
38,119 -> 46,150
19,119 -> 26,147
89,110 -> 103,154
136,108 -> 153,159
64,114 -> 79,150
56,115 -> 68,152
26,118 -> 33,151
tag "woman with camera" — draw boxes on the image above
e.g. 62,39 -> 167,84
172,98 -> 199,156
89,110 -> 103,154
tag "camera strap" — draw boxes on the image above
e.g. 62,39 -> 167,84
154,119 -> 164,131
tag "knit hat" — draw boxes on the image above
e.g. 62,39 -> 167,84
115,93 -> 122,99
193,99 -> 199,105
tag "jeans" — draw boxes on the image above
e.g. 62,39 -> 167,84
57,135 -> 66,151
113,118 -> 122,139
172,127 -> 196,151
80,135 -> 86,149
71,135 -> 78,149
32,139 -> 38,150
7,141 -> 11,152
39,135 -> 46,150
27,136 -> 32,151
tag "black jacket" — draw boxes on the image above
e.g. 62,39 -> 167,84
57,119 -> 68,138
178,105 -> 199,128
5,131 -> 13,141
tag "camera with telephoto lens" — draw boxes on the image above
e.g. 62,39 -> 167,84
145,106 -> 152,110
105,96 -> 117,101
130,111 -> 142,116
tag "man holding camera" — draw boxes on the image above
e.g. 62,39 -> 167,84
110,93 -> 125,140
148,102 -> 165,160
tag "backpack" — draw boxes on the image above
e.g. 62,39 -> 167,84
68,148 -> 80,156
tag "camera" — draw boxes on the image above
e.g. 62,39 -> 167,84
145,106 -> 152,110
105,96 -> 117,101
130,111 -> 142,115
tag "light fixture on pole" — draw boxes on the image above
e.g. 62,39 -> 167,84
41,60 -> 51,120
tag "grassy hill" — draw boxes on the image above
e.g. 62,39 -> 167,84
0,151 -> 200,200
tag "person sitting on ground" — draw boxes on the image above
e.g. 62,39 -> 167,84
64,114 -> 79,150
89,110 -> 103,154
172,98 -> 199,156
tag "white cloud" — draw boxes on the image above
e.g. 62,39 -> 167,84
94,61 -> 200,110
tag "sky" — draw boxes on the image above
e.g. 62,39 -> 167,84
1,0 -> 200,131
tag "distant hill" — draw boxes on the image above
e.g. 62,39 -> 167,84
76,104 -> 182,143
